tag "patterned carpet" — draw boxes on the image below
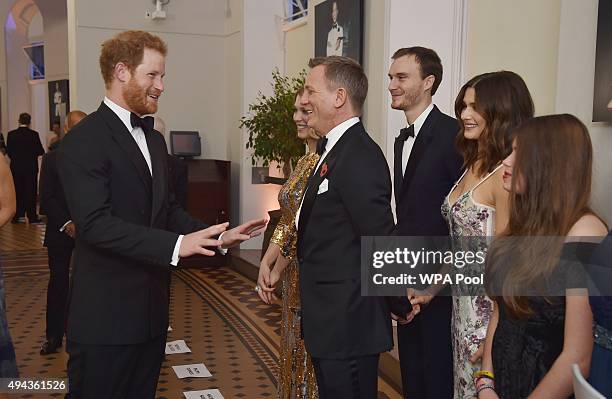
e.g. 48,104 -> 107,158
0,223 -> 402,398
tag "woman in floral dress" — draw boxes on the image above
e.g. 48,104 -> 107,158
440,71 -> 534,398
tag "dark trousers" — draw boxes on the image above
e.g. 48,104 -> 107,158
66,334 -> 166,399
45,245 -> 72,341
397,295 -> 453,399
11,168 -> 38,219
311,354 -> 379,399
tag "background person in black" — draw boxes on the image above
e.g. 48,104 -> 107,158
39,110 -> 87,356
6,112 -> 44,223
58,30 -> 266,399
48,120 -> 61,151
388,47 -> 462,399
297,56 -> 395,398
153,116 -> 188,209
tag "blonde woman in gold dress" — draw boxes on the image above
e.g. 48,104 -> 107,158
256,89 -> 320,399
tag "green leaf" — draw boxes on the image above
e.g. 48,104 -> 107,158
240,68 -> 308,177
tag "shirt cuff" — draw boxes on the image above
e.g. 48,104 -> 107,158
171,235 -> 184,266
59,220 -> 72,232
218,232 -> 228,255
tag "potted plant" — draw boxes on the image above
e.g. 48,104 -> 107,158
240,69 -> 306,255
240,69 -> 306,179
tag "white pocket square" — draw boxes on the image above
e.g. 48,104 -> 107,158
317,178 -> 329,195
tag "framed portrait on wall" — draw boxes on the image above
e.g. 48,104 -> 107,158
314,0 -> 364,64
48,79 -> 70,129
593,0 -> 612,122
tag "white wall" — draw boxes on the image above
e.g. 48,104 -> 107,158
555,0 -> 612,224
239,0 -> 286,248
466,0 -> 561,115
69,0 -> 231,160
0,1 -> 11,135
225,0 -> 244,227
36,0 -> 68,82
36,0 -> 68,140
285,18 -> 310,77
4,5 -> 32,134
30,79 -> 46,135
27,8 -> 42,39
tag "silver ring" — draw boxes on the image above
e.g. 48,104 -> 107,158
254,285 -> 261,293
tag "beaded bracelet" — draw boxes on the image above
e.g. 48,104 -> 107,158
475,376 -> 495,389
476,384 -> 495,396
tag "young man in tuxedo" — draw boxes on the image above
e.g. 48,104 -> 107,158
388,47 -> 463,399
6,112 -> 44,223
58,30 -> 266,399
297,56 -> 395,398
39,110 -> 87,356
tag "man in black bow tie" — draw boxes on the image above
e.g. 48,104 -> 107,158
297,56 -> 394,398
39,110 -> 87,357
58,30 -> 266,399
388,46 -> 463,399
326,1 -> 344,56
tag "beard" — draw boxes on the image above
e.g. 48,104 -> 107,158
123,78 -> 158,116
391,89 -> 420,111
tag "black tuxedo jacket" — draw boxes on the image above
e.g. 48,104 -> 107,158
6,127 -> 44,173
394,105 -> 462,236
40,150 -> 74,248
297,121 -> 395,359
58,102 -> 208,345
167,154 -> 188,209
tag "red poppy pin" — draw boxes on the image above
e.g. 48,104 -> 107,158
320,163 -> 328,177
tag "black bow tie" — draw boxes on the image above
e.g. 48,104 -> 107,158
333,23 -> 338,29
316,137 -> 328,156
130,113 -> 154,133
396,125 -> 415,142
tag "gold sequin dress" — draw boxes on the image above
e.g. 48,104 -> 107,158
270,152 -> 319,399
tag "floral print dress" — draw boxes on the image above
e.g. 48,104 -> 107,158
440,165 -> 501,399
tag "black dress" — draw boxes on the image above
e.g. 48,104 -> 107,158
491,242 -> 593,399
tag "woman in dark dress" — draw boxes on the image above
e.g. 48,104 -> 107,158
478,114 -> 607,399
588,233 -> 612,397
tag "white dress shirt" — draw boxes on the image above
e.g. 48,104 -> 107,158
103,97 -> 183,266
295,117 -> 360,228
327,24 -> 344,56
104,97 -> 153,174
400,103 -> 434,175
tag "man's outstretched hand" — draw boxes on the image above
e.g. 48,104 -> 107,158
179,223 -> 228,257
220,218 -> 268,249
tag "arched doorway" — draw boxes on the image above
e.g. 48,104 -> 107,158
2,0 -> 68,148
4,0 -> 44,144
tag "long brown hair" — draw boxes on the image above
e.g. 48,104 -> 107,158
455,71 -> 534,176
486,114 -> 597,317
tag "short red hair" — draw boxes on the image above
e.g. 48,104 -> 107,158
99,30 -> 167,88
